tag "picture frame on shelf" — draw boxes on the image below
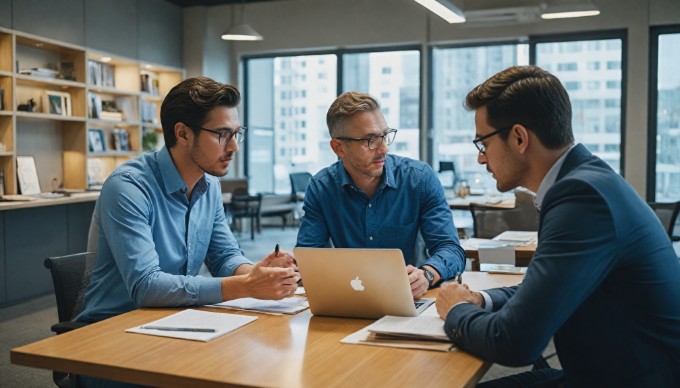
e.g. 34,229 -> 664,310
43,91 -> 72,116
88,129 -> 106,152
87,157 -> 106,188
16,155 -> 41,195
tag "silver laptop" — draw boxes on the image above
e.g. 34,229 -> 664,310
294,247 -> 434,319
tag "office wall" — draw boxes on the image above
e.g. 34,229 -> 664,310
188,0 -> 680,197
1,0 -> 182,68
182,5 -> 232,81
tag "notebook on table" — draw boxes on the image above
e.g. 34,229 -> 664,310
294,247 -> 434,319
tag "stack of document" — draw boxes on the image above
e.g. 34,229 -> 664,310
208,296 -> 309,315
342,315 -> 454,352
492,231 -> 538,245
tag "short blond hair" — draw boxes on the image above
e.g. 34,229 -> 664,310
326,91 -> 380,137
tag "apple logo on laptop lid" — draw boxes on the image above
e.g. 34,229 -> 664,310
350,276 -> 364,291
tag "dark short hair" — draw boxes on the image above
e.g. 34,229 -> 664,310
326,91 -> 380,138
160,77 -> 241,148
465,65 -> 574,149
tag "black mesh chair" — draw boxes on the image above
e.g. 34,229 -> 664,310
438,161 -> 460,188
469,189 -> 538,239
289,172 -> 312,199
44,252 -> 96,387
228,193 -> 263,240
648,201 -> 680,242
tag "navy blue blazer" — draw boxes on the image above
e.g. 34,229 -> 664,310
445,144 -> 680,386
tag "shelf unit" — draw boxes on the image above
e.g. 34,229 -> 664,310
0,27 -> 184,194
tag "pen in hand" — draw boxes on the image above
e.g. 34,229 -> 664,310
274,243 -> 280,257
140,326 -> 216,333
456,272 -> 462,284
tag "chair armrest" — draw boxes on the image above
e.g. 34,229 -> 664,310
51,321 -> 89,335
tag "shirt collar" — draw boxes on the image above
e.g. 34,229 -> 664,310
158,146 -> 190,195
534,143 -> 577,211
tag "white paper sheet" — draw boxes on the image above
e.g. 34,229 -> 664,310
208,297 -> 309,315
493,231 -> 538,244
126,309 -> 257,342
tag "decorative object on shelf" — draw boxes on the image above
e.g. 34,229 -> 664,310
16,155 -> 41,195
0,169 -> 5,197
19,67 -> 59,79
88,129 -> 106,152
59,61 -> 76,81
17,98 -> 36,112
142,127 -> 160,152
43,91 -> 72,116
100,100 -> 123,121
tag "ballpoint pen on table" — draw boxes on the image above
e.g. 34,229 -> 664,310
140,326 -> 216,333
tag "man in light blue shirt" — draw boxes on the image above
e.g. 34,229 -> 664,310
296,91 -> 465,299
77,77 -> 298,324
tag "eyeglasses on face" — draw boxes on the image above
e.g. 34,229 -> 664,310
192,126 -> 247,145
472,125 -> 513,155
335,129 -> 398,150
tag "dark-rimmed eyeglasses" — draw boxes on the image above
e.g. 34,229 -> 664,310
473,126 -> 513,155
193,126 -> 247,145
335,129 -> 397,150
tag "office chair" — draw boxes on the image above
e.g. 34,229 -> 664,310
469,190 -> 538,239
648,201 -> 680,242
228,193 -> 263,240
289,172 -> 312,199
44,252 -> 96,388
438,161 -> 460,188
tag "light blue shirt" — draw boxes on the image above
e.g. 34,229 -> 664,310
76,146 -> 251,323
296,154 -> 466,281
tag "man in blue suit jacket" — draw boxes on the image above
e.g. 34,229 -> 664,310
436,65 -> 680,387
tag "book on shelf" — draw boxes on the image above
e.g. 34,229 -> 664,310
89,60 -> 115,88
140,71 -> 159,95
100,111 -> 123,121
140,100 -> 158,123
19,67 -> 58,78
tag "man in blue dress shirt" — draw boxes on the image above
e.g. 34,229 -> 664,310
436,65 -> 680,386
77,77 -> 298,325
296,91 -> 466,298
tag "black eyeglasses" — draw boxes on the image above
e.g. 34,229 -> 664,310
472,126 -> 513,155
335,129 -> 397,150
193,126 -> 247,145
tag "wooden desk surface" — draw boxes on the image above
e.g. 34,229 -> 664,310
448,195 -> 515,211
11,272 -> 522,388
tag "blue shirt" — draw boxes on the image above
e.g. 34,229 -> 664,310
296,154 -> 465,280
76,146 -> 251,323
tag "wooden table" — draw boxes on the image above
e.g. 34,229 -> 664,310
11,272 -> 522,388
448,195 -> 515,211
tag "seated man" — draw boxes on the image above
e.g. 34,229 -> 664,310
77,77 -> 298,325
296,91 -> 466,298
436,65 -> 680,386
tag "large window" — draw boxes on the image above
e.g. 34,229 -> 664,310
431,44 -> 528,191
245,49 -> 420,194
343,50 -> 420,159
534,33 -> 625,174
649,26 -> 680,201
246,54 -> 337,194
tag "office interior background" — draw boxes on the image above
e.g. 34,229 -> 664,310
0,0 -> 679,385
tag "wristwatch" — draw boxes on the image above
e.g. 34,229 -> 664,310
420,266 -> 435,289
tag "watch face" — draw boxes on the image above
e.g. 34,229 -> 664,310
422,268 -> 434,283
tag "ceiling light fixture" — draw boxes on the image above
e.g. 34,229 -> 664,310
221,0 -> 263,41
540,0 -> 600,19
414,0 -> 466,23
